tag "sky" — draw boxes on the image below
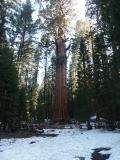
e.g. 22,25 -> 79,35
21,0 -> 86,85
72,0 -> 86,20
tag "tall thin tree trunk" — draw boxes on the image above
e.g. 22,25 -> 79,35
53,30 -> 68,122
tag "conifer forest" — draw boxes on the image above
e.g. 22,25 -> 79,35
0,0 -> 120,130
0,1 -> 120,159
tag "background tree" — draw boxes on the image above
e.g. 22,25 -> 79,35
10,0 -> 41,123
0,45 -> 19,130
86,0 -> 120,127
0,0 -> 19,130
68,19 -> 94,125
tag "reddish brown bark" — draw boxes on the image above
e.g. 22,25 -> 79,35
53,31 -> 68,122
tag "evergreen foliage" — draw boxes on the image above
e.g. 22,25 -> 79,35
86,0 -> 120,123
0,45 -> 19,130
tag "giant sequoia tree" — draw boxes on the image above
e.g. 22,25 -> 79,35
38,0 -> 72,122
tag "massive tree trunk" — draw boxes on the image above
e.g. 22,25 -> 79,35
53,30 -> 68,122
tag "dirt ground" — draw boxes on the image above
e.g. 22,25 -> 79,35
0,131 -> 38,139
0,130 -> 58,139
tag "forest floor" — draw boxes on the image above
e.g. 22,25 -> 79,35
0,127 -> 120,160
0,131 -> 38,139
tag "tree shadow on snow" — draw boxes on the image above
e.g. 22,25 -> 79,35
91,147 -> 111,160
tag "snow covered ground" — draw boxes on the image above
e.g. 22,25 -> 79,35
0,128 -> 120,160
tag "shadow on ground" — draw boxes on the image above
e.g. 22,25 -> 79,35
91,147 -> 111,160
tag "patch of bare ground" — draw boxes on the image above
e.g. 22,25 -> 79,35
0,130 -> 58,139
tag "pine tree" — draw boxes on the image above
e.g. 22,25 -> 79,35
69,19 -> 94,124
11,0 -> 39,86
29,83 -> 39,122
0,45 -> 19,130
36,87 -> 46,122
18,87 -> 28,122
36,59 -> 55,122
75,37 -> 93,122
9,0 -> 41,123
68,62 -> 75,118
86,0 -> 120,125
0,0 -> 19,130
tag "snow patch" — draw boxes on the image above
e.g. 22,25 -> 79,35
0,129 -> 120,160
